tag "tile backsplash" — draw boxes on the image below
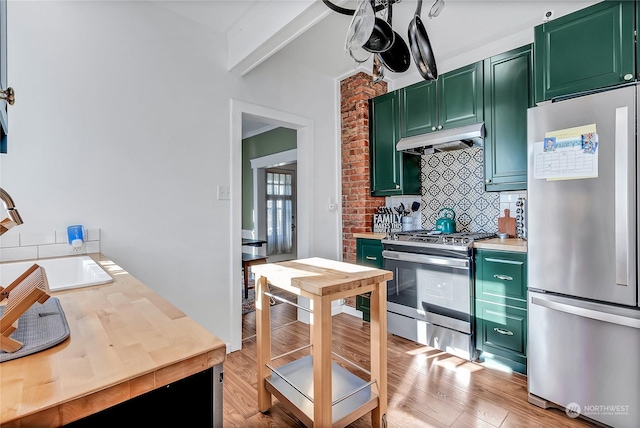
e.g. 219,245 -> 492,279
418,147 -> 525,233
0,227 -> 101,262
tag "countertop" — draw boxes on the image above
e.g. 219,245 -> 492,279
473,237 -> 527,253
353,232 -> 527,253
353,232 -> 387,240
0,253 -> 226,427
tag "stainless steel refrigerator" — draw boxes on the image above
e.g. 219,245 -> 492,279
527,84 -> 640,428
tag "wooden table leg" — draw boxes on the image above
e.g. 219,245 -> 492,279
311,294 -> 332,427
369,281 -> 387,428
256,276 -> 272,412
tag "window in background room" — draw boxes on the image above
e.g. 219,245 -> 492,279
266,168 -> 296,260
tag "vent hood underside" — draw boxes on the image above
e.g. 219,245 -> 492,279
396,122 -> 485,155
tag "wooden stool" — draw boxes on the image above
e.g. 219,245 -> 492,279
0,264 -> 51,352
242,253 -> 267,299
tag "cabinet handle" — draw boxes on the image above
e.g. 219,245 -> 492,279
437,125 -> 443,130
494,327 -> 514,336
624,73 -> 633,81
485,179 -> 492,184
365,256 -> 378,261
431,126 -> 436,131
493,274 -> 513,281
395,183 -> 400,189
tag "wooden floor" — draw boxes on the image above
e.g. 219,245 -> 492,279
224,303 -> 598,427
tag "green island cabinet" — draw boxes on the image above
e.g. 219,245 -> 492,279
534,0 -> 635,103
399,61 -> 484,138
369,91 -> 420,196
483,45 -> 534,192
355,238 -> 384,322
475,249 -> 528,374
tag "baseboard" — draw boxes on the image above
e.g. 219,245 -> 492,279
341,304 -> 363,319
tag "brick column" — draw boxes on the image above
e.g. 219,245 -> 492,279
341,72 -> 387,266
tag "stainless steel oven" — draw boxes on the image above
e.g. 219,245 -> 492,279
382,230 -> 494,360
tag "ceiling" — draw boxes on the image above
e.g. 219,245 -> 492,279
157,0 -> 599,132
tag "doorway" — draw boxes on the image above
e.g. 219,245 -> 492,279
230,99 -> 313,352
264,165 -> 297,262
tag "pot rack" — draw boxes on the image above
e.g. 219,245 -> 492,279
322,0 -> 443,81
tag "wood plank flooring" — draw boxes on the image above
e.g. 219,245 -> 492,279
224,303 -> 598,427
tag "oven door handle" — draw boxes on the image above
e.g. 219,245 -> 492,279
382,250 -> 469,269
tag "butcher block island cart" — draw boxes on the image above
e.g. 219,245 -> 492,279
252,257 -> 392,428
0,253 -> 226,427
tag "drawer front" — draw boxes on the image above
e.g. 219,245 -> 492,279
476,300 -> 527,363
477,250 -> 527,308
356,238 -> 384,269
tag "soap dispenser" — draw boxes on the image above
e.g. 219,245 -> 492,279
67,225 -> 84,252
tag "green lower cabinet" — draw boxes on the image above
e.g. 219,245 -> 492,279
355,238 -> 384,322
475,300 -> 527,374
475,249 -> 528,374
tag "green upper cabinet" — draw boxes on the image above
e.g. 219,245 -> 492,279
534,0 -> 635,103
399,61 -> 483,138
369,92 -> 420,196
483,45 -> 534,192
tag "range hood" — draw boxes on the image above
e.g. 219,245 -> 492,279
396,122 -> 485,155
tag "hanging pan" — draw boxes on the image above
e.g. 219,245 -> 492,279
378,0 -> 410,73
408,0 -> 438,80
362,15 -> 394,53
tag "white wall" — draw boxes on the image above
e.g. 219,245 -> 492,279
2,1 -> 341,350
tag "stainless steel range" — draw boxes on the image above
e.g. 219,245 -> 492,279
382,230 -> 495,360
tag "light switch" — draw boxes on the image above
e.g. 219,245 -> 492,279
217,185 -> 230,200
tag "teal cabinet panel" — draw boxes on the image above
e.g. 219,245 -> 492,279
356,238 -> 384,269
438,62 -> 484,130
483,45 -> 533,192
534,1 -> 635,103
399,80 -> 438,138
476,249 -> 527,309
475,249 -> 528,373
398,61 -> 483,139
476,300 -> 527,367
370,92 -> 421,196
355,238 -> 384,322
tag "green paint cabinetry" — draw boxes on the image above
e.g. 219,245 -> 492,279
483,45 -> 534,192
355,238 -> 384,322
369,92 -> 420,196
399,62 -> 483,138
475,249 -> 528,373
534,1 -> 635,103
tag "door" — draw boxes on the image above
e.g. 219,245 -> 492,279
528,291 -> 640,428
527,85 -> 636,306
265,166 -> 297,262
484,45 -> 533,191
534,1 -> 635,103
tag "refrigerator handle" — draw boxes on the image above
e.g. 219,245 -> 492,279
614,106 -> 634,286
531,295 -> 640,329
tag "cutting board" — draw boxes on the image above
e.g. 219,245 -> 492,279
498,209 -> 517,238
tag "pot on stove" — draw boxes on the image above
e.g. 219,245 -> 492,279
435,207 -> 456,234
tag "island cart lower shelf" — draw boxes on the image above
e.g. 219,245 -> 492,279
265,355 -> 379,427
252,257 -> 392,428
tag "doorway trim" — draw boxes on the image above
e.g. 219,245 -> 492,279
230,99 -> 313,352
251,149 -> 298,259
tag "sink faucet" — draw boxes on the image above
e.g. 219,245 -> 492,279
0,187 -> 23,236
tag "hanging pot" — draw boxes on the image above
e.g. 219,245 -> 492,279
378,0 -> 411,73
344,0 -> 375,51
408,0 -> 438,80
362,16 -> 394,53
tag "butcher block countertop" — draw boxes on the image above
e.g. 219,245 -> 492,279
473,238 -> 527,253
0,253 -> 226,427
353,232 -> 387,240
